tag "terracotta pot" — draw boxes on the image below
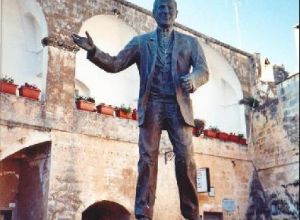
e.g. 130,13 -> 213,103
203,130 -> 218,139
116,109 -> 133,119
228,134 -> 241,143
239,138 -> 247,145
76,100 -> 95,112
19,86 -> 41,100
218,132 -> 229,142
96,104 -> 114,116
132,109 -> 138,121
0,81 -> 18,95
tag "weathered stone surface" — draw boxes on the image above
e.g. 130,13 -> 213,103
0,0 -> 298,219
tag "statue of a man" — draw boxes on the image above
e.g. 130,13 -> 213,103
72,0 -> 208,219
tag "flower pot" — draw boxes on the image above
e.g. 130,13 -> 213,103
96,104 -> 114,116
19,86 -> 41,100
228,134 -> 241,144
0,81 -> 18,95
116,109 -> 133,120
76,100 -> 95,112
203,130 -> 218,139
132,109 -> 138,121
217,132 -> 229,142
239,138 -> 247,145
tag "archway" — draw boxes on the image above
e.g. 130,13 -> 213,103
0,142 -> 51,220
82,201 -> 131,220
75,15 -> 139,108
192,42 -> 247,135
1,0 -> 48,99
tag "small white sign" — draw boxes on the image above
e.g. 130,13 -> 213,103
9,203 -> 16,208
197,168 -> 210,193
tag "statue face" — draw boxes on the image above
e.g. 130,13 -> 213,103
153,0 -> 178,29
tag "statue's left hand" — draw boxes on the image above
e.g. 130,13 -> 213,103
180,75 -> 194,93
71,31 -> 95,51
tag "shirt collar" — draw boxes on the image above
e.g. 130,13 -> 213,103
157,26 -> 174,38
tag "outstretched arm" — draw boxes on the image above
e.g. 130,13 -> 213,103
72,32 -> 140,73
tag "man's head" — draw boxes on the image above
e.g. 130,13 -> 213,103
153,0 -> 178,29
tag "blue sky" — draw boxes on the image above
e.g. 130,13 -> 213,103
129,0 -> 299,72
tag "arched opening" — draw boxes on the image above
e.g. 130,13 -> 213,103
1,0 -> 48,99
192,42 -> 247,135
82,201 -> 131,220
75,15 -> 139,108
0,142 -> 51,220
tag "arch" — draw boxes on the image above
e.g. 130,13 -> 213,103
0,142 -> 51,220
82,201 -> 131,220
1,0 -> 48,99
192,42 -> 247,135
75,15 -> 139,108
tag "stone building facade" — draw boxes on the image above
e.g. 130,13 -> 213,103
0,0 -> 298,220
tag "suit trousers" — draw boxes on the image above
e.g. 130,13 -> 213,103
134,100 -> 199,220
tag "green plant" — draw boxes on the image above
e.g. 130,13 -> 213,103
76,95 -> 95,103
209,126 -> 220,132
0,75 -> 14,84
237,133 -> 244,138
119,104 -> 132,113
239,97 -> 260,109
194,119 -> 205,129
22,83 -> 39,90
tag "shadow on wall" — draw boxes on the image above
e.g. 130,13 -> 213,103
82,201 -> 131,220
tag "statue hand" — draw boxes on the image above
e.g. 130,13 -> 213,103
180,74 -> 194,93
71,31 -> 95,51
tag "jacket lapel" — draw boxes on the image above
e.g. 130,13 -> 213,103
147,31 -> 158,75
172,31 -> 179,83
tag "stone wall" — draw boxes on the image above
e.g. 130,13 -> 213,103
1,0 -> 298,219
250,73 -> 299,219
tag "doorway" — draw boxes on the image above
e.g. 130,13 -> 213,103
0,210 -> 12,220
82,201 -> 131,220
203,212 -> 223,220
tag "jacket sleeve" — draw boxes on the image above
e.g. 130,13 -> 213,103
87,36 -> 140,73
190,38 -> 209,92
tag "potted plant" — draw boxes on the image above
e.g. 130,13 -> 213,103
217,131 -> 230,142
239,97 -> 260,109
193,119 -> 205,137
96,103 -> 114,116
115,104 -> 132,119
203,126 -> 220,139
75,96 -> 95,112
0,75 -> 18,95
237,133 -> 247,145
19,83 -> 41,100
132,109 -> 138,121
228,133 -> 240,143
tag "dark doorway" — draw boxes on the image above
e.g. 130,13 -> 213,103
203,212 -> 223,220
82,201 -> 131,220
0,210 -> 12,220
0,142 -> 51,220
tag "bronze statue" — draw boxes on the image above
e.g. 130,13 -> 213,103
72,0 -> 209,219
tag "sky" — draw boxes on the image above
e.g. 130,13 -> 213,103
129,0 -> 299,73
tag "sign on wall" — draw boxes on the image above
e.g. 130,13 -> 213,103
196,168 -> 210,193
223,199 -> 236,212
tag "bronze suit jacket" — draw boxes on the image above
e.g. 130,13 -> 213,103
87,30 -> 209,127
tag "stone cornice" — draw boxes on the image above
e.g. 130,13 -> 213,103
42,36 -> 80,52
